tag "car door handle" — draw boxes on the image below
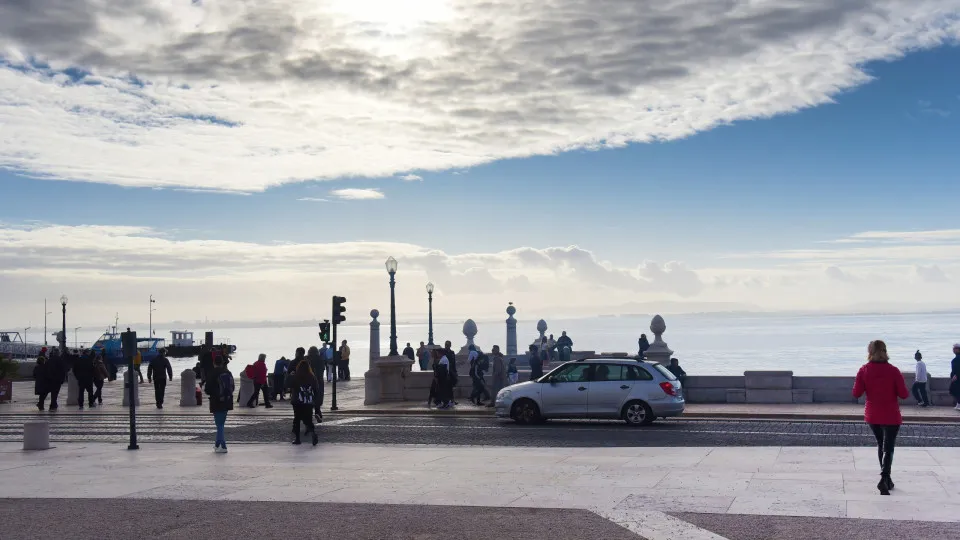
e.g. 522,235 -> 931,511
620,385 -> 630,390
578,386 -> 587,391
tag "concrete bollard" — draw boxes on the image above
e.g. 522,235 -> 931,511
122,370 -> 140,407
66,371 -> 79,405
238,371 -> 256,407
179,369 -> 198,407
23,421 -> 50,450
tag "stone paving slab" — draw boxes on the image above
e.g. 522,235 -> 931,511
670,512 -> 960,540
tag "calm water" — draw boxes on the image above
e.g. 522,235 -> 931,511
66,312 -> 960,377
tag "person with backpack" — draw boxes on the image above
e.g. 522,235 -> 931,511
306,347 -> 325,407
92,354 -> 109,405
289,360 -> 320,446
468,346 -> 491,406
148,348 -> 174,409
207,355 -> 234,453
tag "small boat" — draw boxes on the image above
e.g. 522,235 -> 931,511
164,330 -> 236,358
90,326 -> 165,367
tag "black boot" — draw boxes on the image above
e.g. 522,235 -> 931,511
878,476 -> 890,495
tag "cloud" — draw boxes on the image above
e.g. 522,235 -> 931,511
1,1 -> 960,190
637,261 -> 704,297
826,266 -> 858,283
399,174 -> 423,182
915,264 -> 949,283
329,188 -> 384,200
297,197 -> 328,202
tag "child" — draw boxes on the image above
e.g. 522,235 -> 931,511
507,357 -> 519,385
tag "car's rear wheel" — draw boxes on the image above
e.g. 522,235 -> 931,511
622,400 -> 655,426
511,399 -> 542,424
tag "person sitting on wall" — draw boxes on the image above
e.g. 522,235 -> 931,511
667,357 -> 687,388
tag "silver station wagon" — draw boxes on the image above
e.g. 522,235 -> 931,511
494,357 -> 684,425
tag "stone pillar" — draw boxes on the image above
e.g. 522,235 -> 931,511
122,370 -> 140,407
377,355 -> 415,401
369,309 -> 381,371
643,315 -> 674,366
506,304 -> 517,356
237,371 -> 256,407
179,369 -> 198,406
364,309 -> 383,405
66,370 -> 79,405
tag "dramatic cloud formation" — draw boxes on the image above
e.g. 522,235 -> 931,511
2,0 -> 959,190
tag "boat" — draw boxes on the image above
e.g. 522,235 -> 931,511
90,326 -> 165,367
164,330 -> 236,358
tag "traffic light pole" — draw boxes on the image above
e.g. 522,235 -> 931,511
331,317 -> 338,411
122,328 -> 139,450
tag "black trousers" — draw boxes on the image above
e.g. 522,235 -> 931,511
911,382 -> 930,405
248,383 -> 270,407
38,391 -> 48,408
273,375 -> 285,399
339,362 -> 351,381
869,424 -> 900,477
154,379 -> 167,406
93,380 -> 104,403
293,404 -> 315,438
470,377 -> 491,402
77,379 -> 94,406
49,386 -> 60,408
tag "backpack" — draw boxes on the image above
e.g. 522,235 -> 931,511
297,384 -> 315,406
217,372 -> 235,403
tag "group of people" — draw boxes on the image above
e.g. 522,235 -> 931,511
34,347 -> 111,411
425,340 -> 518,409
268,340 -> 352,402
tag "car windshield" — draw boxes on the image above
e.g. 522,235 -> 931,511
652,363 -> 677,381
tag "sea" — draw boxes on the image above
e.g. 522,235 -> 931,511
60,311 -> 960,377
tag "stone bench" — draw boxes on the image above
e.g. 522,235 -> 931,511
23,420 -> 50,450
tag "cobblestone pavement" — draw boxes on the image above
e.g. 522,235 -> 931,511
0,499 -> 645,540
669,512 -> 960,540
4,412 -> 959,446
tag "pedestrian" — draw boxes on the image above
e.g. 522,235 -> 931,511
248,353 -> 273,408
34,354 -> 48,411
528,344 -> 543,380
289,360 -> 321,446
287,347 -> 306,438
912,350 -> 930,407
339,340 -> 351,381
443,340 -> 458,401
324,343 -> 335,382
951,343 -> 960,410
45,349 -> 65,411
417,342 -> 429,371
403,343 -> 415,361
853,340 -> 909,495
273,356 -> 289,401
668,358 -> 688,388
134,350 -> 144,384
547,334 -> 558,363
468,346 -> 491,406
73,350 -> 95,410
556,331 -> 573,362
305,347 -> 324,407
490,345 -> 506,405
207,354 -> 234,453
507,357 -> 519,385
434,351 -> 453,409
638,334 -> 650,359
147,348 -> 173,409
93,354 -> 108,405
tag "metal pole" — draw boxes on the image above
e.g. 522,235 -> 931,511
61,303 -> 66,355
389,272 -> 398,356
427,291 -> 434,346
44,299 -> 47,346
331,303 -> 338,412
123,328 -> 139,450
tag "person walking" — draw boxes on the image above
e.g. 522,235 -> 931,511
490,345 -> 507,403
339,340 -> 351,381
45,349 -> 65,411
147,348 -> 174,409
434,352 -> 453,409
951,343 -> 960,410
133,350 -> 144,384
306,347 -> 325,407
912,350 -> 930,407
92,354 -> 108,405
248,354 -> 273,408
34,354 -> 48,411
468,346 -> 491,406
273,356 -> 289,401
207,355 -> 234,453
287,347 -> 306,438
289,360 -> 321,446
403,343 -> 415,361
853,340 -> 909,495
73,350 -> 95,410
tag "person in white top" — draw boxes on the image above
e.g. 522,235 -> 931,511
912,350 -> 930,407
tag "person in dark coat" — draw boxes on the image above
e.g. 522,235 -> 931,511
528,344 -> 543,380
306,347 -> 325,407
950,343 -> 960,409
44,349 -> 66,411
148,349 -> 174,409
638,334 -> 650,359
34,355 -> 48,411
287,347 -> 307,437
556,332 -> 573,362
403,343 -> 415,361
73,350 -> 96,409
289,360 -> 321,446
667,358 -> 687,388
443,341 -> 458,403
434,351 -> 453,408
206,355 -> 234,453
92,354 -> 109,405
273,356 -> 289,401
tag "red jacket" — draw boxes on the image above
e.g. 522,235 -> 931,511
853,361 -> 908,425
252,360 -> 268,385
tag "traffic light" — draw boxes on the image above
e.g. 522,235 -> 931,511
333,296 -> 347,324
318,320 -> 330,342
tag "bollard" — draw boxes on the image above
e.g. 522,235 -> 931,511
23,421 -> 50,450
179,369 -> 198,406
238,371 -> 256,407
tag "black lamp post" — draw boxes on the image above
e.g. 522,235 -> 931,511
386,256 -> 399,356
426,282 -> 435,347
59,295 -> 68,354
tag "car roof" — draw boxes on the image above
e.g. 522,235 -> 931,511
574,357 -> 652,364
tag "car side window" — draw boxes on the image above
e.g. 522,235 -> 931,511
549,364 -> 593,383
623,365 -> 653,381
595,364 -> 621,381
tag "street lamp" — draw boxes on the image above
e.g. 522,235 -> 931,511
426,282 -> 435,347
385,256 -> 399,357
149,295 -> 156,337
59,295 -> 68,354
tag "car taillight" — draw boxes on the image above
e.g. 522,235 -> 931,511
659,382 -> 676,396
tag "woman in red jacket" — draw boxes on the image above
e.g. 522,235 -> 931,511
853,340 -> 909,495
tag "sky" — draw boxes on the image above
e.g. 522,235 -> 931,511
2,0 -> 960,329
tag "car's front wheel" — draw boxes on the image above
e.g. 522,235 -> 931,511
511,399 -> 542,424
622,400 -> 655,426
